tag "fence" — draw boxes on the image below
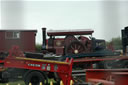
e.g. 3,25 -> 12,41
5,80 -> 74,85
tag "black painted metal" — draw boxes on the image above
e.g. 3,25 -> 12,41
42,28 -> 47,50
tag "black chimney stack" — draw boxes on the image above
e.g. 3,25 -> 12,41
122,26 -> 128,54
42,27 -> 46,50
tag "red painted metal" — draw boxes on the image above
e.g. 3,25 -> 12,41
0,60 -> 4,71
58,58 -> 73,85
74,56 -> 128,63
86,69 -> 128,85
88,78 -> 114,85
3,46 -> 73,85
47,29 -> 94,36
0,60 -> 4,63
113,72 -> 128,85
8,46 -> 25,58
43,28 -> 94,55
53,38 -> 65,55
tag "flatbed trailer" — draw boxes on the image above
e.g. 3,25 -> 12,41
74,56 -> 128,63
73,55 -> 128,69
0,46 -> 73,85
72,56 -> 128,85
1,46 -> 128,85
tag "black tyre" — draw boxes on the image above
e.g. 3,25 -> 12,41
0,72 -> 9,83
25,71 -> 45,85
121,61 -> 128,68
0,78 -> 9,83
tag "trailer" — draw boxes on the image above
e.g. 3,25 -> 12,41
73,55 -> 128,69
1,47 -> 128,85
0,46 -> 73,85
70,54 -> 128,85
86,69 -> 128,85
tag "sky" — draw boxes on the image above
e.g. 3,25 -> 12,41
0,0 -> 128,44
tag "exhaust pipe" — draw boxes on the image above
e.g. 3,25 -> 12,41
42,27 -> 46,50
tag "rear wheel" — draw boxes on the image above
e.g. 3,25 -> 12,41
64,35 -> 77,46
0,72 -> 9,83
65,41 -> 85,55
25,71 -> 45,85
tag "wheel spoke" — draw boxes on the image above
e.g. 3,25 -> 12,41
66,41 -> 85,55
71,45 -> 75,50
74,44 -> 77,49
77,45 -> 81,50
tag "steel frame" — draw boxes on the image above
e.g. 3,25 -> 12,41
86,69 -> 128,85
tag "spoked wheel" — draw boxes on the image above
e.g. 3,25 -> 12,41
25,71 -> 45,85
64,35 -> 77,46
65,41 -> 86,55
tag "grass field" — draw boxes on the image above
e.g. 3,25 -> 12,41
0,79 -> 56,85
0,81 -> 25,85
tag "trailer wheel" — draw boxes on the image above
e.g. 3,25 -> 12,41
25,71 -> 45,85
0,73 -> 8,83
121,61 -> 128,68
0,78 -> 9,83
65,41 -> 85,55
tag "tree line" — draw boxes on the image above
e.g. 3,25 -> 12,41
106,37 -> 122,50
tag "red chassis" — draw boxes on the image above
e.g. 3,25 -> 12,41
86,69 -> 128,85
0,46 -> 73,85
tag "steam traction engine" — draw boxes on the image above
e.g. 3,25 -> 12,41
42,28 -> 106,56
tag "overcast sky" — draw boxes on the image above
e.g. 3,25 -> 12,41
0,0 -> 128,44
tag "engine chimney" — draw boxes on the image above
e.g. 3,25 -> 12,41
42,27 -> 46,50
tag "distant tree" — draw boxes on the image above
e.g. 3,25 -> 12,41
106,37 -> 122,50
35,44 -> 42,52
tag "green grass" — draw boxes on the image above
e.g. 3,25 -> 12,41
0,81 -> 25,85
0,79 -> 56,85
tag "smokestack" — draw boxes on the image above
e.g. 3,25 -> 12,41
122,26 -> 128,55
42,27 -> 46,50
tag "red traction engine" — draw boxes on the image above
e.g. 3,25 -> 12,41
42,28 -> 99,56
